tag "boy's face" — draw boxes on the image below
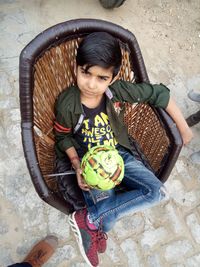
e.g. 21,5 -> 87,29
76,65 -> 116,99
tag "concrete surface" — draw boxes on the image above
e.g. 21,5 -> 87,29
0,0 -> 200,266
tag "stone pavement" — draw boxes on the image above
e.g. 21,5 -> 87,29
0,0 -> 200,266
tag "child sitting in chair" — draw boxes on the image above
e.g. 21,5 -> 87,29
54,32 -> 193,267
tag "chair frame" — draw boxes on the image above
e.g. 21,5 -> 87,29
19,19 -> 182,214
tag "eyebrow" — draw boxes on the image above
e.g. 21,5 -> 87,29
81,67 -> 111,79
98,74 -> 111,79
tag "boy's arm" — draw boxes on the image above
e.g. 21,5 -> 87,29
54,116 -> 90,191
110,80 -> 170,108
54,101 -> 90,191
111,80 -> 193,145
55,126 -> 90,191
54,106 -> 79,155
65,146 -> 90,191
66,146 -> 81,170
166,97 -> 193,145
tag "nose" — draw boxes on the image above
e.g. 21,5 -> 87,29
87,77 -> 96,90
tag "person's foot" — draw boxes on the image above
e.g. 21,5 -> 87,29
190,151 -> 200,164
69,209 -> 100,267
23,235 -> 58,267
188,90 -> 200,103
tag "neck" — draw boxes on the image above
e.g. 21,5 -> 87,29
81,94 -> 104,108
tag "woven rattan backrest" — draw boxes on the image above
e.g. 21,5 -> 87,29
124,103 -> 170,170
33,36 -> 170,191
33,39 -> 81,189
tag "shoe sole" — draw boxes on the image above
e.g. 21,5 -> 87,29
68,213 -> 95,267
188,91 -> 200,103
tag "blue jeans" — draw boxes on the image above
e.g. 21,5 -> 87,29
83,145 -> 166,232
8,263 -> 32,267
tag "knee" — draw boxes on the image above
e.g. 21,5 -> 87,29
159,185 -> 169,201
145,185 -> 167,203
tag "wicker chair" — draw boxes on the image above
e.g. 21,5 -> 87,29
19,19 -> 182,214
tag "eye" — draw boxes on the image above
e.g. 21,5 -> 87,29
81,69 -> 90,76
98,76 -> 107,81
80,69 -> 86,74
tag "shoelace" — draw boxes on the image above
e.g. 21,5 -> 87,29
97,229 -> 108,242
97,218 -> 107,242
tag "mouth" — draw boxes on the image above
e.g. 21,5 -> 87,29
85,90 -> 95,95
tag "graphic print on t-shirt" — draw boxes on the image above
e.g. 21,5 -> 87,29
81,111 -> 118,150
75,98 -> 118,153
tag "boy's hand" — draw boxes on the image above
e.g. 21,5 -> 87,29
75,168 -> 90,191
65,147 -> 90,191
180,127 -> 193,145
165,98 -> 194,146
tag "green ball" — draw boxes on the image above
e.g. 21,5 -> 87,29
81,145 -> 124,190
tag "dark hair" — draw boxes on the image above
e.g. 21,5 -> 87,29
76,32 -> 122,77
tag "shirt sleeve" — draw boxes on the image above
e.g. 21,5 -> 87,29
110,80 -> 170,108
54,98 -> 79,154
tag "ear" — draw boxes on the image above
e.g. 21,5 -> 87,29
109,72 -> 120,85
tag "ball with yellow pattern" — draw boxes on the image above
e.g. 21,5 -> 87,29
81,145 -> 124,190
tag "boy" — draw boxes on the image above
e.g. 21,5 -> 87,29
54,32 -> 193,267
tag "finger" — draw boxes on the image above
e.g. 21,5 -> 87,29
79,184 -> 90,191
80,183 -> 90,190
76,169 -> 82,175
82,187 -> 90,191
80,182 -> 89,189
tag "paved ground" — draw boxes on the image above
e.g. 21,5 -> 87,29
0,0 -> 200,266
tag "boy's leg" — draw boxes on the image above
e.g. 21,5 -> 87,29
55,156 -> 85,210
85,146 -> 166,232
68,208 -> 100,267
68,190 -> 112,266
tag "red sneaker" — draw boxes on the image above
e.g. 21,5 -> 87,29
86,212 -> 108,253
69,209 -> 99,267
